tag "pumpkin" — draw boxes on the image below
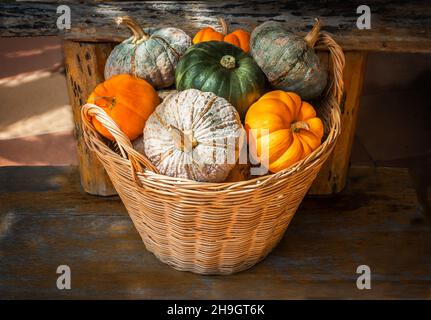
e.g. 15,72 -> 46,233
104,16 -> 191,89
245,90 -> 324,173
88,74 -> 160,141
175,41 -> 266,120
144,89 -> 244,182
193,18 -> 250,52
250,18 -> 327,100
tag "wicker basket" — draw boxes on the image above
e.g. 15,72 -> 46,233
81,33 -> 344,275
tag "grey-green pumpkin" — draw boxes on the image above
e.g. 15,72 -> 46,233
250,19 -> 327,100
104,16 -> 191,89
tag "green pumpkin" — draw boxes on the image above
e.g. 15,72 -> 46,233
175,41 -> 266,119
105,16 -> 191,89
250,19 -> 327,100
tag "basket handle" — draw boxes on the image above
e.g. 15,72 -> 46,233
81,103 -> 159,187
316,32 -> 346,106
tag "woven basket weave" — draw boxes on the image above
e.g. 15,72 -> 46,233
81,32 -> 344,275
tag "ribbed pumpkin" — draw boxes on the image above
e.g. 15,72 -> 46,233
193,18 -> 250,52
104,16 -> 191,89
175,41 -> 266,119
250,19 -> 327,100
144,89 -> 244,182
245,90 -> 324,173
88,74 -> 160,141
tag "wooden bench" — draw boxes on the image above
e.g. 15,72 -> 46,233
1,165 -> 430,299
2,1 -> 430,195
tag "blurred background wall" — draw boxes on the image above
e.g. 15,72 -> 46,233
0,36 -> 75,165
0,36 -> 430,168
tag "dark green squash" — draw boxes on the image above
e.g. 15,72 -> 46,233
175,41 -> 266,119
250,18 -> 327,100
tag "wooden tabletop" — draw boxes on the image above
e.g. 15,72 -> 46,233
1,166 -> 430,299
1,1 -> 430,53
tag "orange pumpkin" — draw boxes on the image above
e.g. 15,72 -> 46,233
245,90 -> 324,173
87,74 -> 160,141
193,18 -> 250,52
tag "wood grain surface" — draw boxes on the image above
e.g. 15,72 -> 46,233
63,40 -> 117,196
1,1 -> 430,53
310,51 -> 368,194
1,166 -> 430,299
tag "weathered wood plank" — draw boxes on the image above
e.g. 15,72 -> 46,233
63,40 -> 117,196
1,166 -> 430,299
0,166 -> 123,215
1,1 -> 431,53
310,51 -> 368,194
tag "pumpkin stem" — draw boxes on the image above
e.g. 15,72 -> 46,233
218,18 -> 228,35
291,121 -> 310,133
220,55 -> 236,69
94,96 -> 116,110
169,125 -> 198,152
116,16 -> 150,44
304,18 -> 321,48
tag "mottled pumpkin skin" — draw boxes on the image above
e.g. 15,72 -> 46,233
105,27 -> 191,89
175,41 -> 266,120
250,21 -> 327,100
144,89 -> 244,182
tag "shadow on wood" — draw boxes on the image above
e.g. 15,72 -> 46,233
1,166 -> 430,299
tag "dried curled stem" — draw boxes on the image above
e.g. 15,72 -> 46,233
291,121 -> 310,133
304,18 -> 321,48
116,16 -> 150,44
218,18 -> 228,35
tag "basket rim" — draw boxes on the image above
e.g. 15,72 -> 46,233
83,99 -> 340,193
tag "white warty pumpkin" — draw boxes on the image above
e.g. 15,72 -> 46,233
144,89 -> 244,182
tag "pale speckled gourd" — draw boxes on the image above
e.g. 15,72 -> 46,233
250,18 -> 327,100
144,89 -> 244,182
104,16 -> 191,89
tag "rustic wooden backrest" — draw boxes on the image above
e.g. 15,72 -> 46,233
1,1 -> 430,52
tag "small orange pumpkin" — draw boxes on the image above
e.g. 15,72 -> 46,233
87,74 -> 160,141
245,90 -> 324,173
193,18 -> 250,52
